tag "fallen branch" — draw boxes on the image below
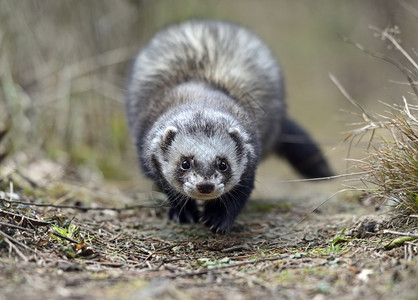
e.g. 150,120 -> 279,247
382,230 -> 418,238
0,209 -> 51,227
0,228 -> 36,253
0,220 -> 36,232
2,234 -> 28,262
0,198 -> 162,212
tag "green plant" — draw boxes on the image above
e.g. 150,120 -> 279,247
51,220 -> 79,242
315,227 -> 349,256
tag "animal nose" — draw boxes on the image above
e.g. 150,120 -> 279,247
197,183 -> 215,194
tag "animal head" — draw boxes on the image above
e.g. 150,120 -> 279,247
150,118 -> 253,200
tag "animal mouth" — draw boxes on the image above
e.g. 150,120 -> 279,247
188,190 -> 221,200
183,183 -> 225,200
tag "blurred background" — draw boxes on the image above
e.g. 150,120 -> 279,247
0,0 -> 417,191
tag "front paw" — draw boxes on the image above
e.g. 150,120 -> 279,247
200,209 -> 233,234
200,216 -> 232,234
168,200 -> 200,223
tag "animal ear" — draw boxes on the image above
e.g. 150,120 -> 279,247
228,127 -> 241,137
161,126 -> 177,153
228,127 -> 244,156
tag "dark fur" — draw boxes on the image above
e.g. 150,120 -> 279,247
126,20 -> 333,233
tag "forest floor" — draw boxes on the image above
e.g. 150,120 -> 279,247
0,158 -> 417,300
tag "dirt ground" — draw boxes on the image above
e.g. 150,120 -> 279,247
0,159 -> 417,300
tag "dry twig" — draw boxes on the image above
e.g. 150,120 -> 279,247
0,208 -> 51,227
383,230 -> 418,238
0,198 -> 161,212
336,28 -> 418,216
342,33 -> 418,98
0,228 -> 35,253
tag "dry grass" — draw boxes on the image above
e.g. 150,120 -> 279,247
357,101 -> 418,214
0,1 -> 141,178
336,25 -> 418,216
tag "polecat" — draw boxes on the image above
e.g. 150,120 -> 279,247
125,20 -> 333,233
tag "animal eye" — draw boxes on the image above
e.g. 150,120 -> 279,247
180,159 -> 191,171
218,159 -> 229,172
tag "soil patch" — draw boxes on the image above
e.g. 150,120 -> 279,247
0,167 -> 417,300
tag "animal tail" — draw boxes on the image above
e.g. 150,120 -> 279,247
276,116 -> 334,178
